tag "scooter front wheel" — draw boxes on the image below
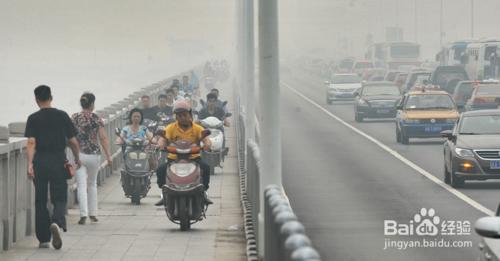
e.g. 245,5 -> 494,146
179,197 -> 190,231
131,195 -> 141,205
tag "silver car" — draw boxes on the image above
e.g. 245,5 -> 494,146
325,73 -> 362,104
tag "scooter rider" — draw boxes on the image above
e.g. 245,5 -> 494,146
181,75 -> 193,95
116,108 -> 154,145
139,95 -> 158,121
152,94 -> 173,119
198,93 -> 230,127
155,100 -> 213,206
209,88 -> 228,112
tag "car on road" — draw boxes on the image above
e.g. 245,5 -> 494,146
325,73 -> 362,104
393,72 -> 408,91
430,65 -> 469,94
465,83 -> 500,111
384,70 -> 401,82
337,57 -> 355,73
442,110 -> 500,187
402,69 -> 431,93
452,80 -> 474,111
395,87 -> 459,144
351,60 -> 374,76
361,68 -> 386,81
353,82 -> 401,122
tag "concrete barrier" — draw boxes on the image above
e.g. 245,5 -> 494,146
8,123 -> 26,138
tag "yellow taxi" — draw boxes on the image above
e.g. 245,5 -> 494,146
395,85 -> 459,144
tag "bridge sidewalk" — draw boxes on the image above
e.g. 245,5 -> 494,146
0,119 -> 245,261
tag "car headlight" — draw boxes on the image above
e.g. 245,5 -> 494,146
455,148 -> 474,158
404,119 -> 420,124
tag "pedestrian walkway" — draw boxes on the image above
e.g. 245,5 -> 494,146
0,117 -> 245,261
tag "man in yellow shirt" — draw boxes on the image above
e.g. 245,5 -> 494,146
155,100 -> 212,206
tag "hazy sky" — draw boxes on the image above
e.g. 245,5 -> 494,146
2,0 -> 499,125
279,0 -> 500,60
0,0 -> 236,125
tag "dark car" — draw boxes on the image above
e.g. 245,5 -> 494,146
354,82 -> 401,122
442,110 -> 500,187
403,69 -> 431,92
452,80 -> 474,110
430,65 -> 469,93
384,70 -> 401,82
393,72 -> 408,91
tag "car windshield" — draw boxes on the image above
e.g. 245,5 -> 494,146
339,60 -> 354,69
476,85 -> 500,96
436,72 -> 467,84
454,83 -> 473,95
397,74 -> 408,81
390,45 -> 420,58
460,115 -> 500,134
362,86 -> 400,96
404,94 -> 455,110
385,72 -> 399,81
413,74 -> 431,84
354,62 -> 373,69
332,74 -> 361,84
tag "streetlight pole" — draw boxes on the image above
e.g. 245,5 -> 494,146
258,0 -> 282,256
470,0 -> 474,38
245,0 -> 255,141
440,0 -> 444,47
414,0 -> 418,42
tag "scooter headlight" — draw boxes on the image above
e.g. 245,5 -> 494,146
138,152 -> 148,159
128,152 -> 138,160
170,163 -> 196,177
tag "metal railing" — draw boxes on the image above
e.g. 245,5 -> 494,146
236,99 -> 321,260
264,186 -> 321,261
0,71 -> 192,252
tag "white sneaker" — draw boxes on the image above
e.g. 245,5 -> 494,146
38,242 -> 50,248
50,223 -> 62,250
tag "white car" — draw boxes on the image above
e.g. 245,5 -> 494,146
325,73 -> 362,104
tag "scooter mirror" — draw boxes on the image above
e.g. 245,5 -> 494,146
201,129 -> 211,139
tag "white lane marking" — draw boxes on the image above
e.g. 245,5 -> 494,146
283,82 -> 495,217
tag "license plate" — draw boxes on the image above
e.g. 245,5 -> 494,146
491,161 -> 500,169
425,126 -> 442,132
377,109 -> 390,114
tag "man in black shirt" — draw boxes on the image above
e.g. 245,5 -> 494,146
152,94 -> 174,119
140,95 -> 158,121
198,93 -> 229,126
24,85 -> 81,250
